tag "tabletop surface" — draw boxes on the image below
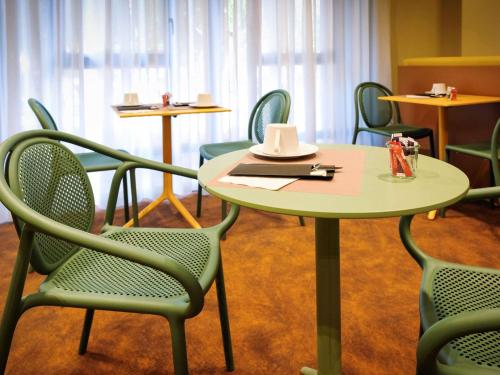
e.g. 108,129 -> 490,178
379,94 -> 500,107
198,145 -> 470,219
112,105 -> 231,118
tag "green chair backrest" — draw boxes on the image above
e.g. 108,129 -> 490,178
7,137 -> 94,274
248,89 -> 291,143
491,118 -> 500,185
355,82 -> 402,129
28,98 -> 59,130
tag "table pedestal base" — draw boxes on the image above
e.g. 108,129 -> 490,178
123,116 -> 201,229
301,367 -> 318,374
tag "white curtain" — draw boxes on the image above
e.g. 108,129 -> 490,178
0,0 -> 390,223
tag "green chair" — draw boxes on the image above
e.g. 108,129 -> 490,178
197,89 -> 304,226
399,186 -> 500,375
352,82 -> 436,157
0,129 -> 239,375
441,117 -> 500,217
28,98 -> 134,223
197,89 -> 290,216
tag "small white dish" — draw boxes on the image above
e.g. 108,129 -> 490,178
249,143 -> 318,159
189,103 -> 218,108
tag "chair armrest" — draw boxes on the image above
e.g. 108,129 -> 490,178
104,160 -> 197,224
0,179 -> 204,317
213,202 -> 240,235
9,129 -> 198,179
105,161 -> 240,233
417,308 -> 500,375
399,215 -> 429,268
463,186 -> 500,202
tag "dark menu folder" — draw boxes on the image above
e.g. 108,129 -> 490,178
228,163 -> 336,180
116,104 -> 155,111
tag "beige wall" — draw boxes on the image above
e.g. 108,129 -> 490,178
390,0 -> 500,89
462,0 -> 500,56
390,0 -> 443,89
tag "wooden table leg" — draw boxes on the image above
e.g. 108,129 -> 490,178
124,116 -> 201,228
437,106 -> 448,160
428,107 -> 448,220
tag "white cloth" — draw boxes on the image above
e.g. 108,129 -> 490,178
218,175 -> 298,191
0,0 -> 390,223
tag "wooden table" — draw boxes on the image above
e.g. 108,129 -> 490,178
198,145 -> 469,375
113,105 -> 231,228
379,94 -> 500,160
379,95 -> 499,219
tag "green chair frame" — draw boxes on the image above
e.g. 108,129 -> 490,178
352,81 -> 436,157
28,98 -> 134,223
197,89 -> 290,216
441,117 -> 500,217
399,186 -> 500,375
197,89 -> 304,226
0,129 -> 240,375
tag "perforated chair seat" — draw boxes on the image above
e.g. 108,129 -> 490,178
352,82 -> 436,157
200,140 -> 255,161
441,118 -> 500,217
28,98 -> 135,223
358,124 -> 433,139
42,228 -> 216,306
399,203 -> 500,375
446,143 -> 500,160
76,149 -> 129,172
422,265 -> 500,370
197,89 -> 291,218
0,130 -> 240,374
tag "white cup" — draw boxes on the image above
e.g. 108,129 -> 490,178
263,124 -> 300,156
196,93 -> 214,106
123,92 -> 139,105
431,83 -> 446,95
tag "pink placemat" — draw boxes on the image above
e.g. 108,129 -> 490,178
208,149 -> 365,196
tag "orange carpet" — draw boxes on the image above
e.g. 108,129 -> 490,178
0,194 -> 498,374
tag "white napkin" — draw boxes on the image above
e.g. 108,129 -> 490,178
218,175 -> 298,190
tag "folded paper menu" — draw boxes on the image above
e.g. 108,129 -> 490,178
228,163 -> 335,180
218,175 -> 298,190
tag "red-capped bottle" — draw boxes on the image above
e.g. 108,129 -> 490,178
450,87 -> 457,101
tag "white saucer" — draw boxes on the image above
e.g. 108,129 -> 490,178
249,143 -> 319,159
189,103 -> 218,108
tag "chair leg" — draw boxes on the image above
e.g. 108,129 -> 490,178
351,130 -> 359,145
196,156 -> 205,218
298,216 -> 305,226
170,318 -> 188,375
0,231 -> 33,373
0,306 -> 20,374
428,132 -> 436,158
488,160 -> 498,208
122,172 -> 130,223
215,260 -> 234,371
130,169 -> 140,227
0,295 -> 24,375
221,200 -> 228,240
78,309 -> 95,355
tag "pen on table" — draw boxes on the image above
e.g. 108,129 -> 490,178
312,164 -> 342,171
